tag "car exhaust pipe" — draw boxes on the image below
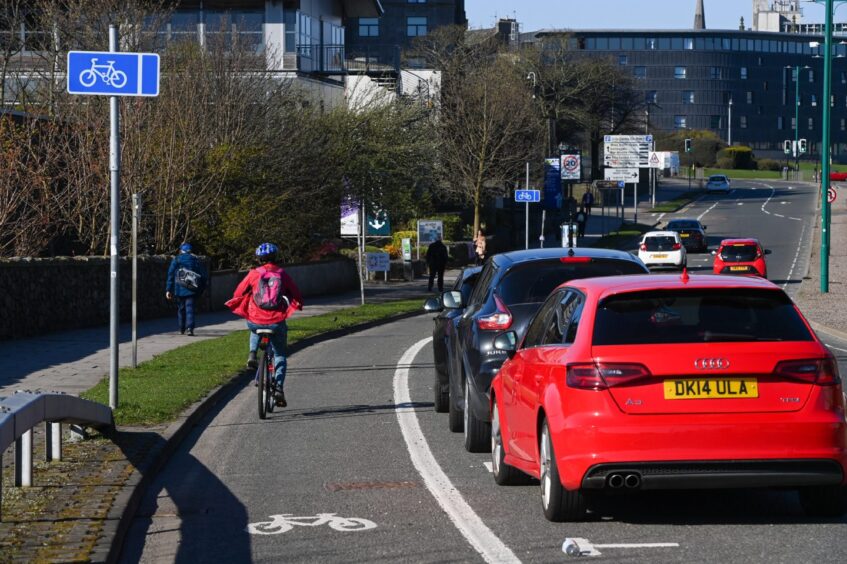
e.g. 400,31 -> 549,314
624,474 -> 641,489
608,473 -> 625,489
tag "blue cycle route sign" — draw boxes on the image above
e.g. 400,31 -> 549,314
67,51 -> 160,97
515,189 -> 541,203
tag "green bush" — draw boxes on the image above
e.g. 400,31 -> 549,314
716,157 -> 734,169
717,146 -> 756,170
757,158 -> 784,171
391,230 -> 418,248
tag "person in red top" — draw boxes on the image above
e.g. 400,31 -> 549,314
226,243 -> 303,407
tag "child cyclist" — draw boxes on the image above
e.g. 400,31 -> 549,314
226,243 -> 303,407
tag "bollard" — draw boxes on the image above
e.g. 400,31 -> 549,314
15,429 -> 33,487
45,421 -> 62,462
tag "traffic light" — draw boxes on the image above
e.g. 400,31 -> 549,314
684,138 -> 692,153
799,138 -> 808,154
784,140 -> 792,155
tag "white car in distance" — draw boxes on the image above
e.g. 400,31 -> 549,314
706,174 -> 731,193
637,231 -> 687,270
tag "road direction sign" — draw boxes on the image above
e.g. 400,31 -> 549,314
604,135 -> 652,168
67,51 -> 160,97
828,187 -> 837,204
604,168 -> 639,182
515,189 -> 541,203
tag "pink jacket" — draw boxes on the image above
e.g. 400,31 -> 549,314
225,264 -> 303,325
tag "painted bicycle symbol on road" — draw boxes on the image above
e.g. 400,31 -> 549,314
246,513 -> 377,535
78,58 -> 127,88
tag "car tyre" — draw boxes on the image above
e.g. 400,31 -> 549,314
799,485 -> 847,517
463,376 -> 491,453
540,419 -> 587,522
448,372 -> 463,432
433,372 -> 449,413
491,401 -> 531,486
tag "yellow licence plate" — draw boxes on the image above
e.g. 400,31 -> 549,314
653,253 -> 668,258
664,378 -> 758,400
730,266 -> 749,272
680,233 -> 689,238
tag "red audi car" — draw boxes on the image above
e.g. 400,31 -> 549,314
490,274 -> 847,522
712,238 -> 770,278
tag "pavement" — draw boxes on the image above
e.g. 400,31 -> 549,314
0,177 -> 845,561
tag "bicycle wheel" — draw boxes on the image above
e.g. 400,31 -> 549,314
258,348 -> 268,420
79,69 -> 97,87
110,70 -> 127,88
265,352 -> 276,414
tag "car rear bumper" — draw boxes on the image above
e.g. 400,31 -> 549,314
581,459 -> 844,490
551,412 -> 847,490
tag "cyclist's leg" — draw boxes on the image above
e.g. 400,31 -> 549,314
246,321 -> 261,368
176,297 -> 186,334
185,296 -> 195,334
268,322 -> 288,389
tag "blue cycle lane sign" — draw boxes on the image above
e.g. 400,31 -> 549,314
515,189 -> 541,203
67,51 -> 160,97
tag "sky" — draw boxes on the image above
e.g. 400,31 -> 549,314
466,0 -> 834,33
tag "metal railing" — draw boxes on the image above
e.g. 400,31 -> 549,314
0,391 -> 113,520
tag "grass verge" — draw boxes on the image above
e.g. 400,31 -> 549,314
591,223 -> 653,250
649,190 -> 705,213
81,299 -> 425,427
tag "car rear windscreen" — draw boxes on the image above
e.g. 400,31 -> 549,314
709,176 -> 727,182
498,259 -> 646,306
668,221 -> 699,230
592,289 -> 813,345
720,245 -> 758,262
644,237 -> 677,251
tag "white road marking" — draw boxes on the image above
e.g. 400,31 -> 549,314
781,201 -> 789,205
737,202 -> 744,206
760,185 -> 777,215
247,513 -> 378,535
789,217 -> 802,221
563,538 -> 679,557
774,213 -> 785,218
697,202 -> 719,221
483,462 -> 493,473
394,338 -> 521,564
783,221 -> 807,290
827,345 -> 847,353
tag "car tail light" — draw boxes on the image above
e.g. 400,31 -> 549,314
639,243 -> 647,251
566,363 -> 652,390
560,256 -> 592,264
477,294 -> 512,331
672,243 -> 682,251
774,358 -> 841,386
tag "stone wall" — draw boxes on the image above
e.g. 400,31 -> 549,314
0,257 -> 359,340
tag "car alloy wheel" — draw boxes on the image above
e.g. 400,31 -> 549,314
491,403 -> 503,476
540,422 -> 553,510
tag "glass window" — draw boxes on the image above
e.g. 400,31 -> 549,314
741,67 -> 748,79
674,115 -> 687,129
841,118 -> 846,131
695,37 -> 705,50
359,17 -> 379,37
592,290 -> 812,346
841,71 -> 846,84
596,37 -> 609,50
634,66 -> 647,79
747,91 -> 753,104
791,116 -> 796,130
672,37 -> 683,50
732,38 -> 740,50
609,37 -> 621,50
647,38 -> 657,50
778,116 -> 784,130
683,91 -> 695,104
622,37 -> 633,49
619,54 -> 628,66
704,37 -> 715,50
722,38 -> 731,50
711,115 -> 722,129
809,69 -> 815,83
740,116 -> 748,129
755,39 -> 762,51
710,67 -> 722,79
811,94 -> 818,107
674,66 -> 687,79
646,90 -> 658,104
407,16 -> 427,36
685,37 -> 694,50
809,117 -> 814,130
586,37 -> 596,50
633,37 -> 646,50
659,37 -> 671,50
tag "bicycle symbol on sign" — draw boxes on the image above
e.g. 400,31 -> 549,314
78,59 -> 128,88
246,513 -> 377,535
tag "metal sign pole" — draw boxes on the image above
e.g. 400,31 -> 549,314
131,193 -> 139,369
525,162 -> 530,249
108,25 -> 120,409
358,200 -> 365,305
633,180 -> 638,224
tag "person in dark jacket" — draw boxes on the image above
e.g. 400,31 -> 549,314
426,236 -> 449,292
165,243 -> 207,336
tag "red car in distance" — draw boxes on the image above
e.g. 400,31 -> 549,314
712,238 -> 770,278
490,274 -> 846,522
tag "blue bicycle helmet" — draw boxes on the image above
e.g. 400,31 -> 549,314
179,243 -> 193,253
255,242 -> 279,261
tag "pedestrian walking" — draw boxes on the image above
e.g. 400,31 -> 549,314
575,207 -> 587,239
425,236 -> 449,292
581,190 -> 595,216
225,243 -> 303,408
474,229 -> 487,265
165,243 -> 207,336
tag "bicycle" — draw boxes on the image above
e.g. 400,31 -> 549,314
255,328 -> 278,420
78,58 -> 128,88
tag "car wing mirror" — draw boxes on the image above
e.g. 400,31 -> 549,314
441,290 -> 464,310
764,249 -> 772,255
493,331 -> 518,359
711,250 -> 717,255
702,225 -> 707,230
423,297 -> 443,313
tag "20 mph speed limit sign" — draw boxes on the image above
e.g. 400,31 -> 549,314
829,187 -> 837,204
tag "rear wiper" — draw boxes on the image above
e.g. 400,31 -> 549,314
702,332 -> 783,342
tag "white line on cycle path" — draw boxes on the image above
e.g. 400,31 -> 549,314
394,337 -> 521,564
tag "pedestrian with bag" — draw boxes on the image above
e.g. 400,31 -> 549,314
581,190 -> 595,216
165,243 -> 207,336
425,235 -> 449,292
575,207 -> 587,239
225,243 -> 303,407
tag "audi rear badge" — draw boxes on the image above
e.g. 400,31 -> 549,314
694,358 -> 730,370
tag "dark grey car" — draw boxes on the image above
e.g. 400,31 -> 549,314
444,248 -> 649,452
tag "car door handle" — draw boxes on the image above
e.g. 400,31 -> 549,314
534,374 -> 543,384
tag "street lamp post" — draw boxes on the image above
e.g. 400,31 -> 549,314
815,0 -> 836,293
728,98 -> 733,146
